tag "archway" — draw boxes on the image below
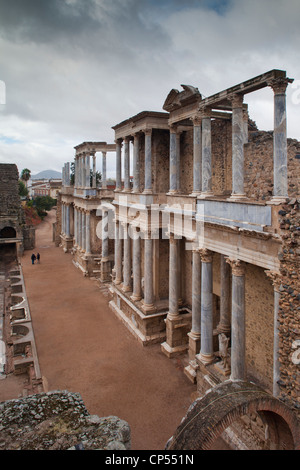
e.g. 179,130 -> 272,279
0,226 -> 17,238
166,381 -> 300,450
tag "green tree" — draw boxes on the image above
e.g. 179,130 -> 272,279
32,195 -> 56,219
18,179 -> 28,197
20,168 -> 31,188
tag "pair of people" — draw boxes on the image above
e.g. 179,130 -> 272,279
31,253 -> 40,265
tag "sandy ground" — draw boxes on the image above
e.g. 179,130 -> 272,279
0,209 -> 196,450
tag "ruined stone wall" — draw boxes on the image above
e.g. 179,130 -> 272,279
158,237 -> 169,300
0,164 -> 22,219
277,199 -> 300,416
153,129 -> 169,194
211,119 -> 232,195
245,264 -> 275,391
180,129 -> 193,195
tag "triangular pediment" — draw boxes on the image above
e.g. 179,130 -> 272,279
163,85 -> 202,112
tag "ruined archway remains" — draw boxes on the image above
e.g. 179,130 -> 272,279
166,381 -> 300,450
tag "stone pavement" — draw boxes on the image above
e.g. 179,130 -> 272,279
0,209 -> 196,450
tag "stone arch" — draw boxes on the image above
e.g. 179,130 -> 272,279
166,381 -> 300,450
0,226 -> 16,238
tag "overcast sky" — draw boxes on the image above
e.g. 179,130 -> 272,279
0,0 -> 299,178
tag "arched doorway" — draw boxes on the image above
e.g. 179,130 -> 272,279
0,226 -> 17,238
166,381 -> 300,450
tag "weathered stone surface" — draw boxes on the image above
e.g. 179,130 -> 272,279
0,390 -> 131,450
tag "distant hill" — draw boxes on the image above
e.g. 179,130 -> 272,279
31,170 -> 62,180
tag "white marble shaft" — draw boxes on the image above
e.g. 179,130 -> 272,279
133,134 -> 140,193
200,255 -> 214,362
169,130 -> 177,192
144,236 -> 154,307
132,233 -> 142,300
144,131 -> 152,193
102,152 -> 107,189
169,235 -> 179,316
193,123 -> 202,193
191,250 -> 201,335
123,224 -> 132,291
74,208 -> 77,244
92,154 -> 96,188
86,212 -> 91,254
114,222 -> 123,284
85,154 -> 90,188
176,132 -> 181,192
124,138 -> 130,192
116,140 -> 122,190
273,92 -> 288,198
231,270 -> 246,381
102,210 -> 109,259
78,211 -> 82,248
66,205 -> 70,237
82,212 -> 86,251
232,97 -> 245,196
61,204 -> 65,234
201,117 -> 212,194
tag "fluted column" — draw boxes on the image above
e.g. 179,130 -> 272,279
191,115 -> 202,195
123,137 -> 130,192
217,254 -> 231,335
115,139 -> 122,191
199,249 -> 214,364
226,258 -> 246,381
122,223 -> 131,292
102,151 -> 107,189
143,129 -> 152,194
143,230 -> 155,312
131,230 -> 142,301
230,93 -> 245,199
200,109 -> 213,197
269,77 -> 290,201
132,133 -> 140,193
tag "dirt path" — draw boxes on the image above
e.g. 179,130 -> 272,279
3,209 -> 196,450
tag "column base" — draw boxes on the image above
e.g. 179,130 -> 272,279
189,191 -> 201,197
269,196 -> 289,204
197,191 -> 214,199
196,352 -> 215,365
227,193 -> 246,201
130,293 -> 142,302
142,189 -> 153,195
167,190 -> 180,195
141,301 -> 156,314
121,284 -> 132,293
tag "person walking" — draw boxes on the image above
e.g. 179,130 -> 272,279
31,253 -> 36,265
37,253 -> 40,264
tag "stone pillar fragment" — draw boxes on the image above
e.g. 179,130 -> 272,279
230,93 -> 245,199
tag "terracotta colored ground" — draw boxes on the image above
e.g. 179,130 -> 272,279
0,209 -> 196,450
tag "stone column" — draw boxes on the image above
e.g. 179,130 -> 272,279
266,270 -> 281,397
226,258 -> 246,381
168,233 -> 179,318
85,211 -> 91,254
123,137 -> 130,192
102,151 -> 107,189
217,254 -> 231,335
66,204 -> 70,237
169,126 -> 178,194
176,130 -> 181,192
230,93 -> 245,199
143,231 -> 155,312
101,209 -> 109,260
61,204 -> 65,234
115,139 -> 122,191
143,129 -> 153,194
199,249 -> 214,364
132,133 -> 140,193
85,154 -> 90,188
191,115 -> 202,195
200,110 -> 213,197
92,153 -> 96,188
131,230 -> 142,301
78,210 -> 82,249
65,162 -> 70,186
122,223 -> 131,292
243,106 -> 249,144
114,221 -> 123,285
269,77 -> 290,201
82,211 -> 86,251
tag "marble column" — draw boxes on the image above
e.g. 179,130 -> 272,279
82,211 -> 86,251
102,151 -> 107,189
143,129 -> 152,194
85,154 -> 90,188
66,205 -> 70,237
231,93 -> 245,199
143,231 -> 155,312
74,207 -> 77,244
199,249 -> 214,364
266,270 -> 281,397
101,209 -> 109,260
168,233 -> 179,318
200,110 -> 213,196
61,204 -> 65,234
78,210 -> 82,249
217,254 -> 231,335
85,211 -> 91,254
243,106 -> 249,144
191,115 -> 202,195
92,153 -> 96,188
269,77 -> 290,201
226,258 -> 246,381
131,230 -> 142,301
122,223 -> 131,292
169,126 -> 178,194
114,221 -> 123,285
132,133 -> 140,193
115,139 -> 122,191
123,137 -> 130,192
176,130 -> 181,192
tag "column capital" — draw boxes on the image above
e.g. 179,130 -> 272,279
169,232 -> 178,245
143,128 -> 152,136
199,248 -> 213,263
268,77 -> 293,95
190,113 -> 202,126
265,270 -> 281,292
226,257 -> 245,276
230,92 -> 244,108
198,105 -> 212,118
